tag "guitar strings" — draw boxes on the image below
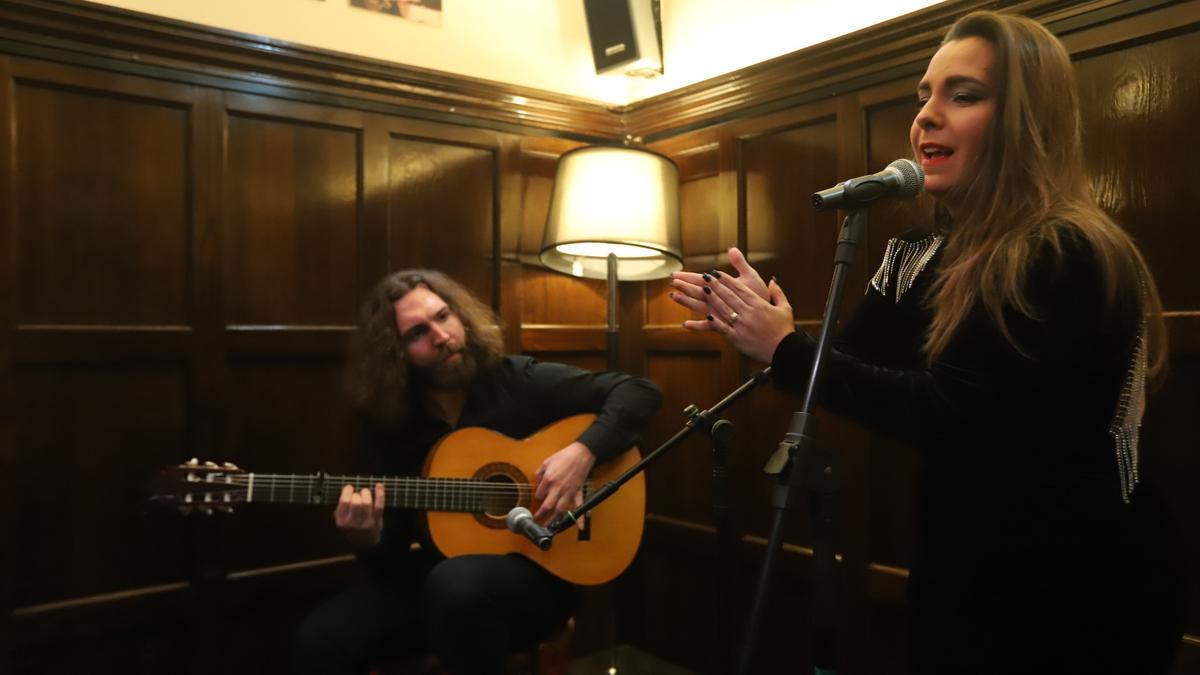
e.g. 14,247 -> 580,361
213,474 -> 594,508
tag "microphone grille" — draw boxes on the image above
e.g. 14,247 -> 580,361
505,506 -> 531,531
888,158 -> 924,198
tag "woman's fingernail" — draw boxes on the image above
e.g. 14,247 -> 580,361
771,275 -> 779,284
703,286 -> 712,294
712,270 -> 722,278
702,273 -> 711,282
706,314 -> 714,321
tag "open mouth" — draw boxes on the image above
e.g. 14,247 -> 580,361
920,144 -> 954,166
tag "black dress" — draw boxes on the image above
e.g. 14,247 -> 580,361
770,227 -> 1183,674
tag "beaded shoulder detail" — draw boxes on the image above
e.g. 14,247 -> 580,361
869,234 -> 944,303
1109,315 -> 1148,503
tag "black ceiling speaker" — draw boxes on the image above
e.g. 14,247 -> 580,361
582,0 -> 663,77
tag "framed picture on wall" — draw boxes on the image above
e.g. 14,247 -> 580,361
350,0 -> 443,27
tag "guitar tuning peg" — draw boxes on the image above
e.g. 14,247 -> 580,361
204,461 -> 218,468
185,458 -> 199,467
223,462 -> 239,470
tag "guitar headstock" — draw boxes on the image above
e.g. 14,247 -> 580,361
150,458 -> 247,515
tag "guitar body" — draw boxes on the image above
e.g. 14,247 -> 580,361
423,414 -> 644,586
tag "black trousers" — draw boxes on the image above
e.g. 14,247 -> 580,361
294,552 -> 576,675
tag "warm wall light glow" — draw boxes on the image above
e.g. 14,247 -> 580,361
87,0 -> 947,105
541,146 -> 682,281
625,0 -> 947,102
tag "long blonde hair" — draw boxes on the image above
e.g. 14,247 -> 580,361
922,11 -> 1166,376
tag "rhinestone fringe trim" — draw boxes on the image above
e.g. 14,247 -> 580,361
869,235 -> 944,302
1109,315 -> 1148,503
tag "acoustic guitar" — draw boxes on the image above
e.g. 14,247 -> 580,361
151,414 -> 644,586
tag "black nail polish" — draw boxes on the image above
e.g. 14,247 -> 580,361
706,314 -> 714,321
703,286 -> 712,295
702,273 -> 711,282
712,270 -> 722,278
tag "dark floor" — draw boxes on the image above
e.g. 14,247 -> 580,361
568,644 -> 698,675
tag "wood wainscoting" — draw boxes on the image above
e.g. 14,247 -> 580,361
1,1 -> 1197,673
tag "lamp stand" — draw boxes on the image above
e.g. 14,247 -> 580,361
606,252 -> 619,371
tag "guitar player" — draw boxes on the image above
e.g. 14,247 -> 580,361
293,269 -> 662,675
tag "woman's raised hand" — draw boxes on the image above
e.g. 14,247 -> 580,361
669,247 -> 767,330
669,247 -> 796,363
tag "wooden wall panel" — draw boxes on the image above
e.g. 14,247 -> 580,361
1075,29 -> 1200,648
224,108 -> 361,327
1077,30 -> 1200,310
388,135 -> 496,302
14,80 -> 189,326
740,114 -> 843,319
642,352 -> 730,520
220,360 -> 358,572
12,363 -> 190,606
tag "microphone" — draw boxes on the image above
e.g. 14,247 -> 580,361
811,158 -> 924,211
506,507 -> 553,551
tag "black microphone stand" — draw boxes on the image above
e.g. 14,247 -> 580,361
736,208 -> 867,675
547,369 -> 772,538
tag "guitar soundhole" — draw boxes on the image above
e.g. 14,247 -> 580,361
472,462 -> 529,530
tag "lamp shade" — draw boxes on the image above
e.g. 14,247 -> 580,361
540,146 -> 683,281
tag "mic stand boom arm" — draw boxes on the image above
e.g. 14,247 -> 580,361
547,368 -> 773,536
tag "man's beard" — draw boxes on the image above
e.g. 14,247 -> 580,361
416,345 -> 478,390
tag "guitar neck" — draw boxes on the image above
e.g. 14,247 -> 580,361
243,473 -> 522,513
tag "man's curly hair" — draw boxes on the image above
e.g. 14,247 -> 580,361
347,269 -> 504,425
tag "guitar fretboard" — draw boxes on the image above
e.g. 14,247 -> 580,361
239,473 -> 529,513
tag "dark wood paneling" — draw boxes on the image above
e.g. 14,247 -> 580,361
219,360 -> 358,573
643,352 -> 729,520
1074,28 -> 1200,652
740,113 -> 842,319
388,135 -> 496,302
520,267 -> 608,326
1076,29 -> 1200,311
11,363 -> 190,607
14,79 -> 190,327
223,105 -> 361,327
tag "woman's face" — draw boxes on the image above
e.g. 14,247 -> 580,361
910,36 -> 998,204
